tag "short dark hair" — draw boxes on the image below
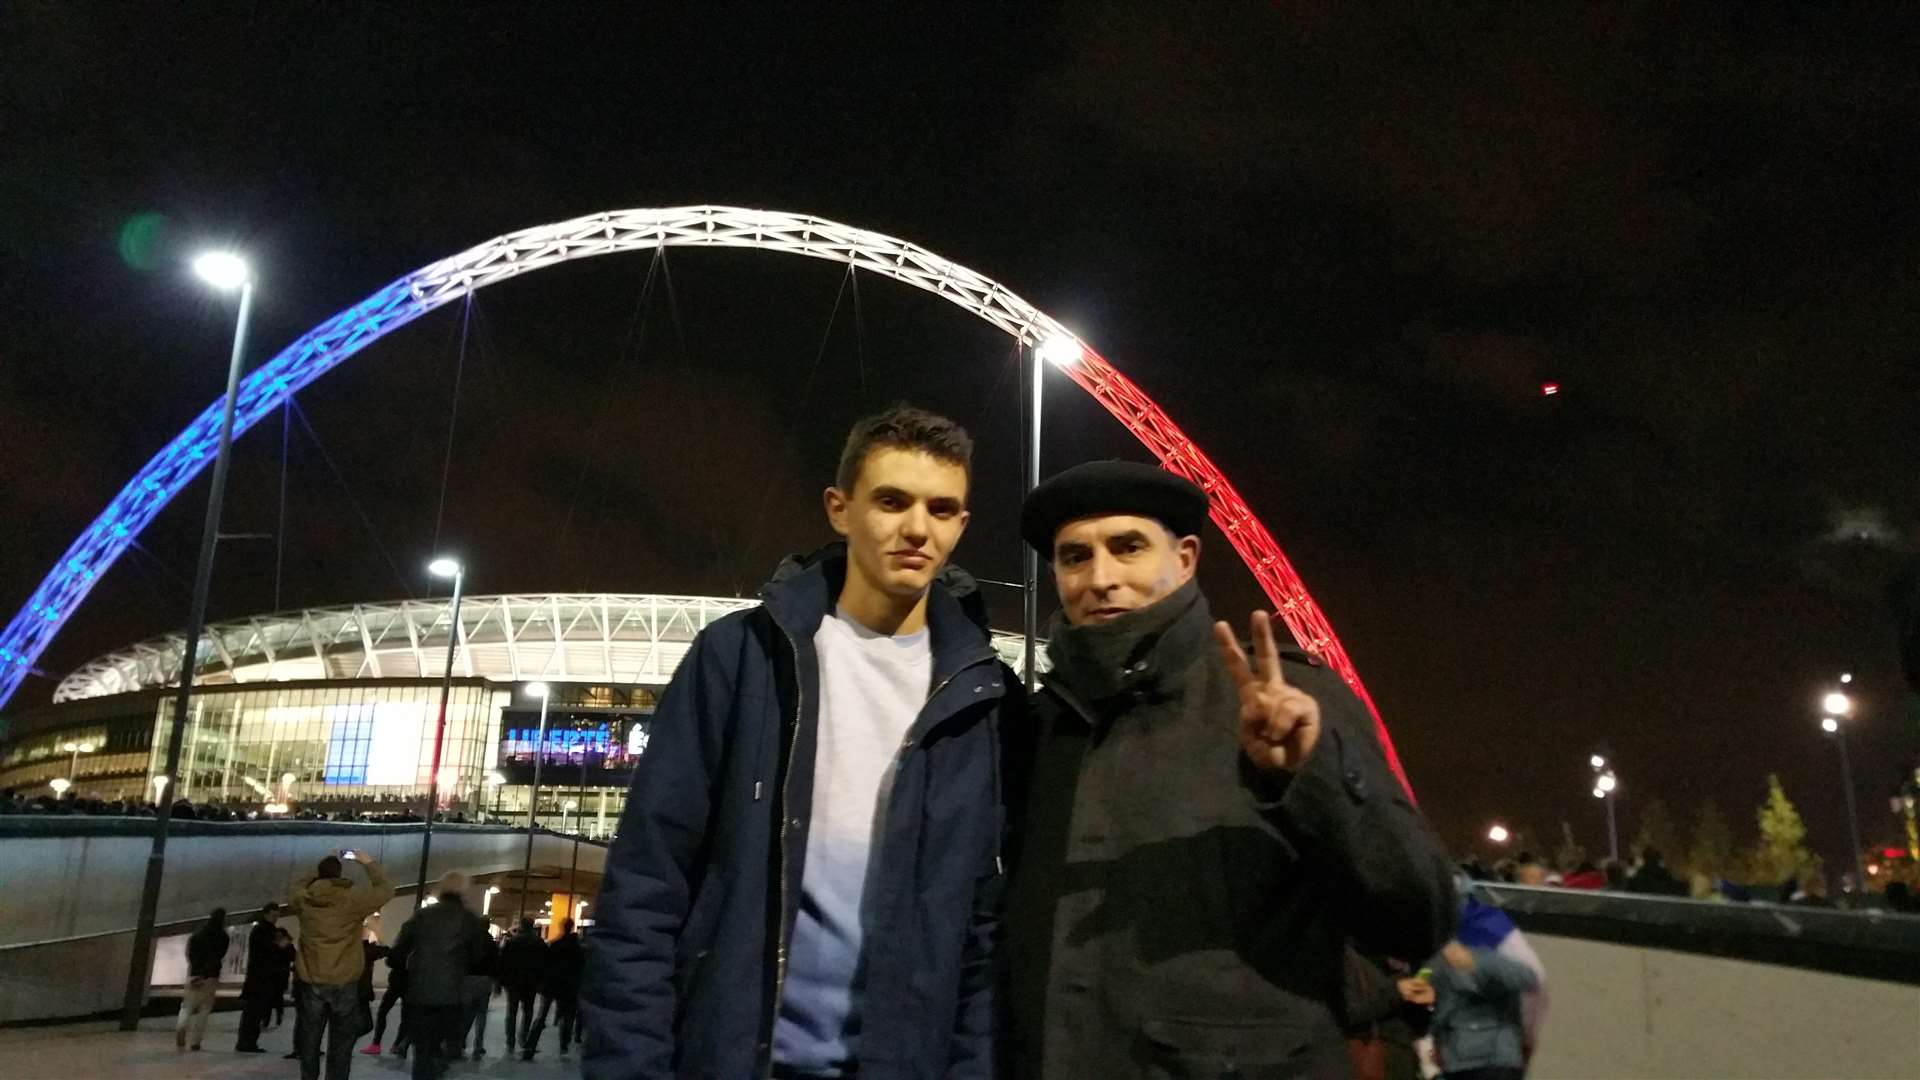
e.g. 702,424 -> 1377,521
317,855 -> 343,879
834,404 -> 972,494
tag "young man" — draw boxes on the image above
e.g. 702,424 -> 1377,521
582,405 -> 1013,1080
1005,460 -> 1456,1078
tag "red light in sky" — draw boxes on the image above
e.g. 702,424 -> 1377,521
1541,382 -> 1560,396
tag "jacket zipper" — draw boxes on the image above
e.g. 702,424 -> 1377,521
764,621 -> 806,1079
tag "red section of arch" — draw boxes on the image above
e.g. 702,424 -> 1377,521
1058,347 -> 1415,800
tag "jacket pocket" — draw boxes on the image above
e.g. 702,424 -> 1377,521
1138,1017 -> 1322,1080
1439,1016 -> 1505,1071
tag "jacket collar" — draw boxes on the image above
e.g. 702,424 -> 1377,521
759,541 -> 994,678
1043,579 -> 1213,710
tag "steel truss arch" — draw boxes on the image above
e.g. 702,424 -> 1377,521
0,206 -> 1410,790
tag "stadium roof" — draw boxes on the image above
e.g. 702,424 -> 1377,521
56,593 -> 1036,703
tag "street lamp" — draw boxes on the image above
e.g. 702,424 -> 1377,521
1588,756 -> 1620,862
49,777 -> 71,797
62,740 -> 96,782
485,770 -> 507,821
123,250 -> 256,1029
516,681 -> 553,923
415,556 -> 468,912
1819,681 -> 1868,894
1487,824 -> 1510,844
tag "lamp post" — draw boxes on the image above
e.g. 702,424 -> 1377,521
120,252 -> 254,1031
516,682 -> 552,923
1820,685 -> 1869,892
415,557 -> 466,912
1019,332 -> 1079,691
1589,756 -> 1620,863
485,770 -> 507,821
63,740 -> 96,784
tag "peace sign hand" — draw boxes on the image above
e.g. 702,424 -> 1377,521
1213,611 -> 1322,773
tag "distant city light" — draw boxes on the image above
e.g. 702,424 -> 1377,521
1487,824 -> 1510,844
1541,382 -> 1560,396
1839,673 -> 1853,685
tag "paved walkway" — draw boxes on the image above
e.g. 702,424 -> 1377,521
0,1010 -> 581,1080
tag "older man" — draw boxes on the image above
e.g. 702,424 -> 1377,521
1005,460 -> 1456,1079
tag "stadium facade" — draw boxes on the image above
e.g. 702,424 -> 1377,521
0,592 -> 1032,834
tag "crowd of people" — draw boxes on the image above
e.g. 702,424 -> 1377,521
0,789 -> 492,825
1462,844 -> 1918,912
171,850 -> 590,1080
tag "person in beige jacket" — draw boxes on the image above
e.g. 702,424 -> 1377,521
286,850 -> 393,1080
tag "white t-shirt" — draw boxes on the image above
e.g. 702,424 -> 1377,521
773,606 -> 933,1074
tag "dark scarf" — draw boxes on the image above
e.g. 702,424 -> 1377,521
1043,579 -> 1215,711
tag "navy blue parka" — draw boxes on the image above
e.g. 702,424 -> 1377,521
582,546 -> 1014,1080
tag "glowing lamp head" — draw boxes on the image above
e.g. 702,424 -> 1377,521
192,251 -> 250,291
1596,773 -> 1618,794
49,777 -> 71,796
1839,673 -> 1853,685
485,770 -> 507,786
1589,754 -> 1606,770
1592,787 -> 1607,799
1822,691 -> 1851,716
1821,716 -> 1840,734
1037,333 -> 1082,368
1487,824 -> 1510,844
526,681 -> 550,700
427,557 -> 462,579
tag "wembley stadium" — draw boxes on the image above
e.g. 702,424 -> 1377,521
0,591 -> 1034,832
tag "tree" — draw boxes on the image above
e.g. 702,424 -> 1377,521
1749,773 -> 1813,883
1688,799 -> 1736,880
1633,796 -> 1683,872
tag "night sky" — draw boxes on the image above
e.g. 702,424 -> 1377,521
4,7 -> 1917,867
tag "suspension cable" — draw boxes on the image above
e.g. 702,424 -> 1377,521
429,293 -> 474,571
288,399 -> 415,599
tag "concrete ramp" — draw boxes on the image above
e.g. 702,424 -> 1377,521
0,818 -> 604,1021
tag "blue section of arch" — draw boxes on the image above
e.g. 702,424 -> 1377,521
0,278 -> 428,708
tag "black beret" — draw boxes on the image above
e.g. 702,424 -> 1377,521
1021,460 -> 1210,555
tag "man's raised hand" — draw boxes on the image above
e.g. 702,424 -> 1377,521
1212,610 -> 1321,773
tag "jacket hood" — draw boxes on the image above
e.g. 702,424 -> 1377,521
762,541 -> 994,657
295,876 -> 356,908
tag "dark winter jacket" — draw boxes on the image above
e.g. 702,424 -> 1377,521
581,547 -> 1013,1080
544,932 -> 585,1000
186,920 -> 230,980
241,917 -> 282,996
497,932 -> 548,994
389,892 -> 492,1007
1004,581 -> 1456,1079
